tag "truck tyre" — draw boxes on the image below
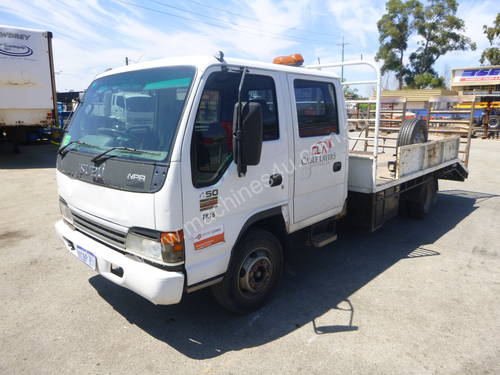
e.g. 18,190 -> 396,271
212,228 -> 283,314
397,119 -> 428,147
407,177 -> 438,219
6,127 -> 27,153
489,116 -> 499,129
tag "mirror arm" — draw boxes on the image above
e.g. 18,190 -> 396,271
235,67 -> 248,177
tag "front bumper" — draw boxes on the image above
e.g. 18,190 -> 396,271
55,220 -> 184,305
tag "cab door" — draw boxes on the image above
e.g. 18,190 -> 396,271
180,67 -> 290,286
287,74 -> 348,223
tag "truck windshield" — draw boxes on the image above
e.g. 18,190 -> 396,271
62,66 -> 195,162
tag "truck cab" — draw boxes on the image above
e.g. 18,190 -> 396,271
110,91 -> 155,126
55,54 -> 466,313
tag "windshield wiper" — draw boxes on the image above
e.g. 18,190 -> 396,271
91,146 -> 142,163
58,141 -> 96,157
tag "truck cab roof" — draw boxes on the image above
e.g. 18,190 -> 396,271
96,55 -> 340,81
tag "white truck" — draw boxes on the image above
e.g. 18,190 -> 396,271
0,25 -> 57,151
55,53 -> 469,313
110,91 -> 155,126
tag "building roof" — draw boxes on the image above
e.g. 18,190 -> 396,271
451,65 -> 500,71
57,91 -> 81,103
382,88 -> 458,102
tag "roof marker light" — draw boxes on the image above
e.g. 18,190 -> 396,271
272,54 -> 304,66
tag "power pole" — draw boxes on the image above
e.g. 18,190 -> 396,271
336,36 -> 350,81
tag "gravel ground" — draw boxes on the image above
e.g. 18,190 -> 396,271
0,139 -> 499,375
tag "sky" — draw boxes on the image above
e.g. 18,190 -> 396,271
0,0 -> 497,93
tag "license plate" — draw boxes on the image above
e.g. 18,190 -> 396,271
76,246 -> 97,270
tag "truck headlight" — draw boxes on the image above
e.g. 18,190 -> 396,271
125,229 -> 184,265
59,199 -> 73,224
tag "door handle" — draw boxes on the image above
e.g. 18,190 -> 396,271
269,173 -> 282,187
333,162 -> 342,172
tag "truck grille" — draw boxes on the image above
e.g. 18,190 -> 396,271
72,212 -> 127,250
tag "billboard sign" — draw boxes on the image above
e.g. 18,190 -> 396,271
452,67 -> 500,87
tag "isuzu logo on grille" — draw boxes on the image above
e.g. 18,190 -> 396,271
79,163 -> 105,178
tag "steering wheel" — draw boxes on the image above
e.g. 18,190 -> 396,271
125,125 -> 151,135
96,127 -> 121,137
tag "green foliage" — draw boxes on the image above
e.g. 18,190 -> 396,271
375,0 -> 416,89
406,0 -> 476,86
343,85 -> 364,100
376,0 -> 476,88
408,72 -> 445,88
480,13 -> 500,65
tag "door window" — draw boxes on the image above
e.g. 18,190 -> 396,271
116,96 -> 125,108
191,71 -> 279,188
294,79 -> 339,137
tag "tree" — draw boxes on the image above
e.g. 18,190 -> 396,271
480,13 -> 500,65
406,0 -> 476,87
343,85 -> 364,100
375,0 -> 417,89
411,72 -> 444,89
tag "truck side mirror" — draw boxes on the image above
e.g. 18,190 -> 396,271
233,101 -> 263,174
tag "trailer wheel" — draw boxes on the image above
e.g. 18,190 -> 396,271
407,177 -> 438,219
397,119 -> 428,147
212,228 -> 283,314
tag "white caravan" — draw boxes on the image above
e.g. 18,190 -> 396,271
55,54 -> 469,313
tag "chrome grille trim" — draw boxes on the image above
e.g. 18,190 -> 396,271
72,212 -> 127,250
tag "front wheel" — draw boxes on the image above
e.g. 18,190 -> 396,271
212,228 -> 283,314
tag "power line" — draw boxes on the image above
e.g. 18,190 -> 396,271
115,0 -> 336,45
181,0 -> 339,38
144,0 -> 337,43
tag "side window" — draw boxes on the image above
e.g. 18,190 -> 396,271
116,96 -> 125,109
294,79 -> 339,137
191,71 -> 279,188
246,75 -> 279,141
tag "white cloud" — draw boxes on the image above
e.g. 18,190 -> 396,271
0,0 -> 322,91
433,0 -> 498,79
1,0 -> 495,93
325,0 -> 384,48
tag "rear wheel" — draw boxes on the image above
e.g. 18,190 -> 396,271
6,127 -> 27,153
407,177 -> 438,219
212,228 -> 283,314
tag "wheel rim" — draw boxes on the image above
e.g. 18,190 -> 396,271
413,129 -> 426,143
489,118 -> 499,128
238,248 -> 273,298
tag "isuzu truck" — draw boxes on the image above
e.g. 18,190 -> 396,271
55,53 -> 469,313
0,25 -> 57,151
